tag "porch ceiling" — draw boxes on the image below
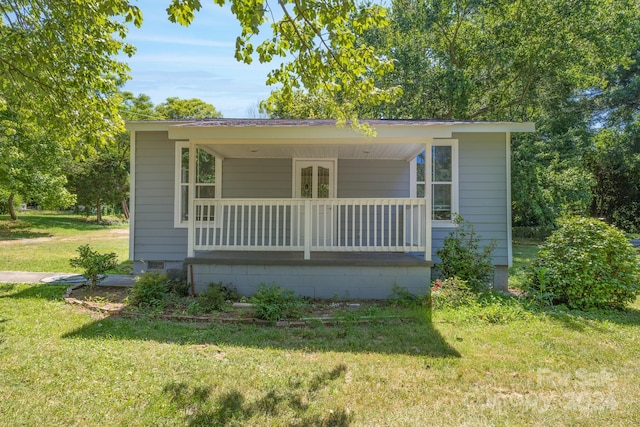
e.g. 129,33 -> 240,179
197,142 -> 426,160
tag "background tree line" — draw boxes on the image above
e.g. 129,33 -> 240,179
2,0 -> 638,233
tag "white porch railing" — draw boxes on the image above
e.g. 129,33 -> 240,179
189,198 -> 427,259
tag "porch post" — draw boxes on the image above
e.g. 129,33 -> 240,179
425,141 -> 432,261
188,203 -> 195,257
304,199 -> 311,260
188,142 -> 196,258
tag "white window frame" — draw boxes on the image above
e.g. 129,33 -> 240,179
174,142 -> 222,228
410,139 -> 458,227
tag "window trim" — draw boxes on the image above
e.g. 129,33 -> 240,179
174,142 -> 222,228
410,139 -> 458,227
174,141 -> 189,228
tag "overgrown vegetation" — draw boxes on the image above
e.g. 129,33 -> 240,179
525,216 -> 640,310
430,277 -> 475,309
435,215 -> 496,291
251,283 -> 305,321
128,271 -> 170,308
198,282 -> 239,312
68,244 -> 118,289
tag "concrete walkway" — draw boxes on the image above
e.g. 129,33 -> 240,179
0,271 -> 135,287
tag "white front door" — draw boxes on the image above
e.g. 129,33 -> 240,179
294,160 -> 336,199
294,160 -> 336,248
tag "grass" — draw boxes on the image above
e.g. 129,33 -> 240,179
1,283 -> 639,426
509,238 -> 542,290
0,212 -> 129,273
2,215 -> 640,425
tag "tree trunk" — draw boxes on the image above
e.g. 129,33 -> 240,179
8,193 -> 17,221
121,199 -> 129,220
96,198 -> 102,223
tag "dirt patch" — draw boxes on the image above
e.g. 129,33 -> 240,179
68,285 -> 129,312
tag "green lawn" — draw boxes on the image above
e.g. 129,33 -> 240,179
509,239 -> 542,290
0,212 -> 129,273
1,283 -> 639,426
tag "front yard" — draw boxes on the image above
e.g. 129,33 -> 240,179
2,213 -> 639,425
1,282 -> 639,426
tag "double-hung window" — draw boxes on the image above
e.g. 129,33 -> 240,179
175,142 -> 220,227
412,139 -> 458,225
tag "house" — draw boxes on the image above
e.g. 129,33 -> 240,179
126,119 -> 535,299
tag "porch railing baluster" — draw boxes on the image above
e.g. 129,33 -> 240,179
191,198 -> 427,257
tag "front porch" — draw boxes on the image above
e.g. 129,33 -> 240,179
186,198 -> 432,298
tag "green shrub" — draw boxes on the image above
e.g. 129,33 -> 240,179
168,278 -> 190,297
252,283 -> 303,321
388,284 -> 428,308
69,244 -> 119,289
198,282 -> 238,312
525,216 -> 640,310
129,272 -> 169,308
430,277 -> 475,309
435,215 -> 496,291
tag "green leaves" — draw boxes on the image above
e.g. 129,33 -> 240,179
154,97 -> 223,119
361,0 -> 640,121
166,0 -> 203,25
69,244 -> 119,289
1,0 -> 142,144
166,1 -> 396,128
526,217 -> 640,310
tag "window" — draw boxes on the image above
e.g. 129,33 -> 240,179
175,142 -> 220,227
412,140 -> 458,224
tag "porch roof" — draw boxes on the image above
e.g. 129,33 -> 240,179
126,118 -> 535,160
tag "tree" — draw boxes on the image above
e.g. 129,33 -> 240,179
357,0 -> 639,121
585,44 -> 640,232
165,0 -> 398,128
0,1 -> 141,143
0,109 -> 75,220
67,154 -> 129,223
585,128 -> 640,232
155,97 -> 222,119
328,0 -> 638,229
64,92 -> 156,222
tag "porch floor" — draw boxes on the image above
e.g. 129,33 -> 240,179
186,251 -> 432,268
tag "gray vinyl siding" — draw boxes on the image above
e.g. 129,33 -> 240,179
338,159 -> 410,198
222,158 -> 292,198
221,158 -> 410,199
133,131 -> 188,261
432,132 -> 509,265
338,160 -> 410,245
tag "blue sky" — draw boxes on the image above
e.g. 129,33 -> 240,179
121,0 -> 279,118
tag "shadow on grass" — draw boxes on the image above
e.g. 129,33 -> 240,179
544,306 -> 640,331
0,283 -> 67,300
0,213 -> 126,233
61,311 -> 460,357
4,283 -> 451,356
163,364 -> 352,426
